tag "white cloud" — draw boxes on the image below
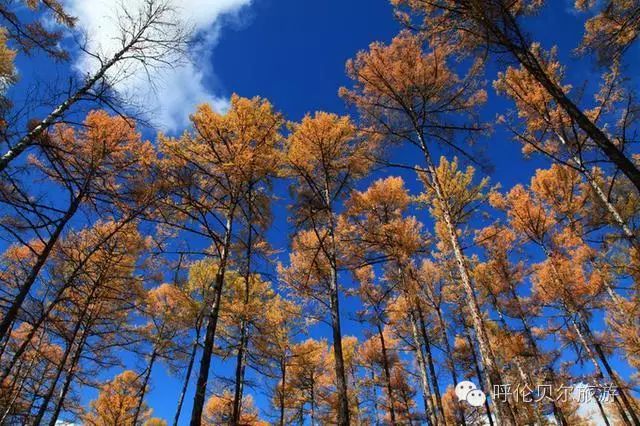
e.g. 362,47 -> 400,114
64,0 -> 252,132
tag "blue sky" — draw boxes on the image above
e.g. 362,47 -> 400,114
21,0 -> 637,423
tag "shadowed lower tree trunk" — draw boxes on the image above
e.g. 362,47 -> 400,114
190,213 -> 235,426
409,310 -> 437,425
173,328 -> 200,426
376,323 -> 397,425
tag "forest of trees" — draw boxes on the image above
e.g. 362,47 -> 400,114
0,0 -> 640,425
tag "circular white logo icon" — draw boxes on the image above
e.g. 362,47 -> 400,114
455,381 -> 486,407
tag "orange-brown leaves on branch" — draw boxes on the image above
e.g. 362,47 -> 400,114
203,391 -> 267,426
34,110 -> 156,210
342,176 -> 423,265
159,94 -> 283,227
0,0 -> 75,60
82,370 -> 153,426
341,31 -> 486,147
576,0 -> 640,63
286,111 -> 371,218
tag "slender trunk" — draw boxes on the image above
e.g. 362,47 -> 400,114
189,211 -> 235,426
132,348 -> 157,425
328,282 -> 350,426
416,134 -> 516,425
173,329 -> 199,426
490,295 -> 535,422
377,323 -> 397,425
47,328 -> 90,426
1,214 -> 143,383
466,332 -> 495,426
571,320 -> 625,425
0,189 -> 85,341
279,357 -> 287,426
0,352 -> 35,423
1,298 -> 57,383
232,214 -> 253,425
434,306 -> 467,426
415,305 -> 445,425
509,287 -> 568,426
555,132 -> 636,243
595,395 -> 613,426
350,364 -> 362,426
578,316 -> 640,425
310,378 -> 316,426
543,245 -> 637,425
32,282 -> 96,426
231,319 -> 248,425
0,319 -> 14,360
371,369 -> 380,426
323,183 -> 350,426
409,310 -> 436,426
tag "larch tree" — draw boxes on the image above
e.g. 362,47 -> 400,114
341,31 -> 520,423
285,338 -> 333,426
202,390 -> 268,426
340,176 -> 446,424
281,111 -> 373,426
474,224 -> 569,425
391,0 -> 640,194
132,283 -> 199,426
158,94 -> 283,426
33,222 -> 147,426
254,294 -> 303,426
82,370 -> 156,426
575,0 -> 640,63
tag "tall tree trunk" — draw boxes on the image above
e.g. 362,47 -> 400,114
371,369 -> 380,426
132,348 -> 157,425
508,288 -> 568,426
323,183 -> 351,426
433,305 -> 467,426
310,378 -> 316,426
350,363 -> 362,426
577,316 -> 640,425
415,305 -> 445,425
571,320 -> 625,425
173,330 -> 199,426
279,357 -> 287,426
232,213 -> 253,425
32,281 -> 97,426
47,328 -> 90,426
466,332 -> 495,426
416,133 -> 517,425
377,322 -> 397,425
189,211 -> 235,426
0,319 -> 15,360
409,310 -> 437,426
543,244 -> 637,425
